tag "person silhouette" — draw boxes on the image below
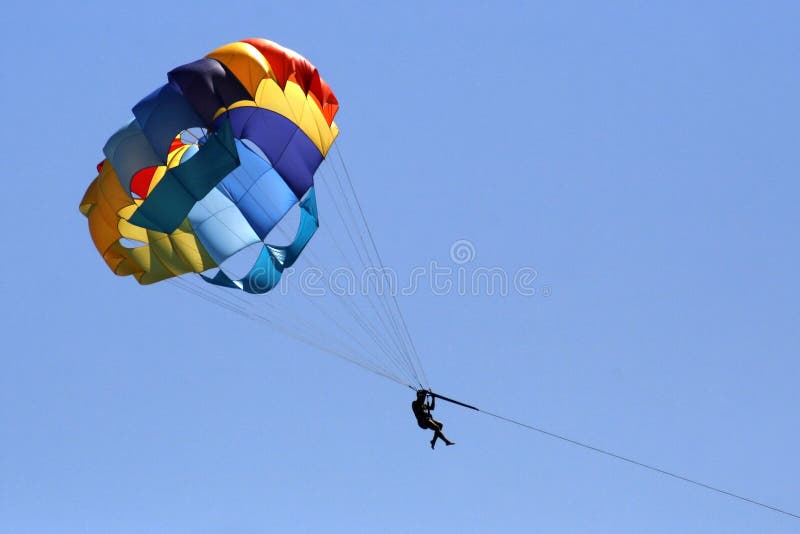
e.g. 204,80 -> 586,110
412,389 -> 455,449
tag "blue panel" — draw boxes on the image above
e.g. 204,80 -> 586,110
217,141 -> 298,239
168,58 -> 251,126
217,107 -> 322,199
133,82 -> 204,159
240,246 -> 283,293
266,187 -> 319,268
188,188 -> 260,264
201,187 -> 319,294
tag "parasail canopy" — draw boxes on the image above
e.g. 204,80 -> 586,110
80,39 -> 339,294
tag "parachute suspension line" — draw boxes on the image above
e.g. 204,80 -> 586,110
316,164 -> 416,376
290,277 -> 419,387
297,172 -> 404,360
244,304 -> 411,387
167,276 -> 413,387
316,167 -> 425,389
306,223 -> 409,375
332,141 -> 428,388
291,253 -> 421,388
183,128 -> 204,143
166,276 -> 354,361
321,160 -> 416,371
167,277 -> 252,320
329,144 -> 424,385
312,165 -> 422,385
220,282 -> 408,386
314,167 -> 405,354
231,170 -> 420,387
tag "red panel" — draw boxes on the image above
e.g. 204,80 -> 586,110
169,137 -> 185,154
242,38 -> 339,125
130,166 -> 158,199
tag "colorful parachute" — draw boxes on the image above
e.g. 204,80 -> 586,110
79,39 -> 339,294
80,39 -> 428,389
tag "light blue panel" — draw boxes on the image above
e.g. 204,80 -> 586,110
188,188 -> 260,264
202,187 -> 319,294
178,144 -> 199,161
218,141 -> 298,238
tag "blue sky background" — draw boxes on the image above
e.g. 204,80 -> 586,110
2,1 -> 799,532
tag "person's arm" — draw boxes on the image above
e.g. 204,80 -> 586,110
429,393 -> 435,411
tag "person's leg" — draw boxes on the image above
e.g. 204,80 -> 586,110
427,419 -> 442,448
435,429 -> 454,446
431,419 -> 454,446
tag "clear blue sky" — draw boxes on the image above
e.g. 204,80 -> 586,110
2,1 -> 799,532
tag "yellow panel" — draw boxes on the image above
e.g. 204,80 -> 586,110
171,232 -> 215,272
166,144 -> 194,168
283,82 -> 309,126
79,159 -> 217,285
144,166 -> 167,197
79,178 -> 98,216
206,42 -> 274,97
254,77 -> 297,122
214,99 -> 256,121
216,78 -> 338,154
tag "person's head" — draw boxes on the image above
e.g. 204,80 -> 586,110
416,389 -> 427,400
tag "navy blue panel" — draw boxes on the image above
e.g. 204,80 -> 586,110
168,58 -> 251,126
133,82 -> 204,159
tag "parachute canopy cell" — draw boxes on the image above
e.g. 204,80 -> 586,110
79,38 -> 339,294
